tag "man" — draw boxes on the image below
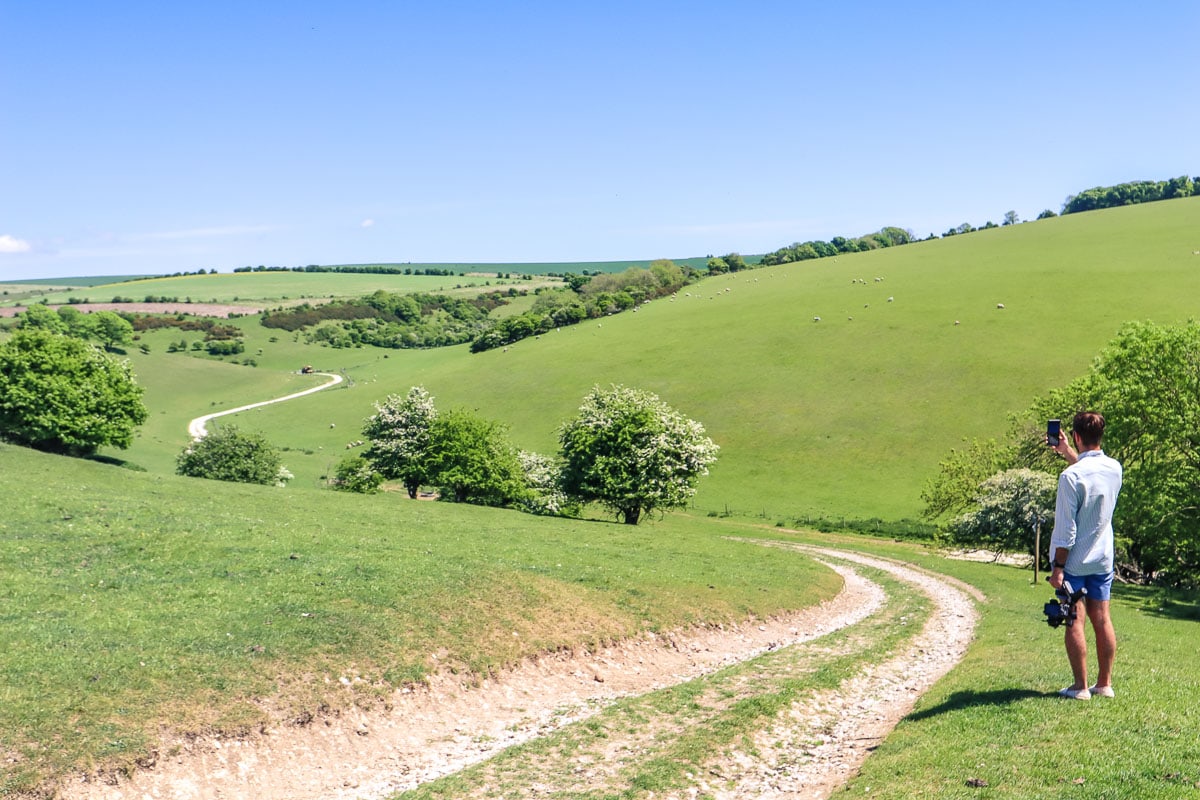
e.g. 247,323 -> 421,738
1048,411 -> 1123,700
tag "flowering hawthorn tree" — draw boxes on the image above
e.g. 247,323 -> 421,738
362,385 -> 438,498
557,384 -> 719,524
950,468 -> 1055,558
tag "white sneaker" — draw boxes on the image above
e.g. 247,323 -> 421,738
1059,686 -> 1091,700
1089,684 -> 1115,698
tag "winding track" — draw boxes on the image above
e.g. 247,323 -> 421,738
185,372 -> 343,440
62,542 -> 979,800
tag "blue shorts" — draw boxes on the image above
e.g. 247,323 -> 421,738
1063,571 -> 1113,602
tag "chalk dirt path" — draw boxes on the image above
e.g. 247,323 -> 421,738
186,372 -> 343,440
62,544 -> 979,800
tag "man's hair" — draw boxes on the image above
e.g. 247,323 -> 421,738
1072,411 -> 1106,447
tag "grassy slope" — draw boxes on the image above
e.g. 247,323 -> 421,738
0,442 -> 839,792
179,197 -> 1200,519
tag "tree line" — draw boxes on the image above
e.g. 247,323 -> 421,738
1062,176 -> 1196,215
758,226 -> 914,267
469,260 -> 694,352
260,290 -> 506,349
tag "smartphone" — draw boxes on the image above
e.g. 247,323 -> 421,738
1047,419 -> 1061,447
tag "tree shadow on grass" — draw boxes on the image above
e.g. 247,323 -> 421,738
83,452 -> 147,471
1114,584 -> 1200,622
905,688 -> 1047,722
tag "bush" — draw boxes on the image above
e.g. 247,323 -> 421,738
427,409 -> 528,506
176,426 -> 290,486
517,451 -> 579,517
331,455 -> 384,493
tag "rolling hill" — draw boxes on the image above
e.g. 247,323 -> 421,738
106,195 -> 1200,521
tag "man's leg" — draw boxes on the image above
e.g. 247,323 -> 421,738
1064,597 -> 1089,691
1087,599 -> 1116,689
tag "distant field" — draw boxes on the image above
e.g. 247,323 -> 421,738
0,271 -> 564,308
324,256 -> 730,275
1,275 -> 152,287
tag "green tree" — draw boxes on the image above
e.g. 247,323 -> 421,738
176,425 -> 290,486
362,386 -> 438,498
721,252 -> 747,272
55,306 -> 97,339
1002,210 -> 1020,226
950,468 -> 1055,558
558,384 -> 720,524
17,303 -> 68,334
426,409 -> 527,506
706,257 -> 728,275
921,437 -> 1014,521
0,329 -> 148,455
91,311 -> 135,351
1025,320 -> 1200,586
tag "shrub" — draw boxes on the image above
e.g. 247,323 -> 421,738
331,455 -> 384,493
176,426 -> 290,486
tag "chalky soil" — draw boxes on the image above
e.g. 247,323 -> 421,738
63,544 -> 978,800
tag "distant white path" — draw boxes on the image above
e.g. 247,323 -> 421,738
186,372 -> 344,440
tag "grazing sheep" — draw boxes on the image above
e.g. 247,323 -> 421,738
330,423 -> 336,429
996,303 -> 1005,309
887,296 -> 894,302
813,316 -> 821,322
954,320 -> 960,325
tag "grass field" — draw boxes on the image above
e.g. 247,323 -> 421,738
113,196 -> 1200,520
4,198 -> 1200,796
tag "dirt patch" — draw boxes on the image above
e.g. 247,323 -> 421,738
56,546 -> 978,800
669,544 -> 980,799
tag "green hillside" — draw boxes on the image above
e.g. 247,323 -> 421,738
113,196 -> 1200,521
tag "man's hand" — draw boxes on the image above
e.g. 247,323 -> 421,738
1049,429 -> 1079,465
1048,567 -> 1065,590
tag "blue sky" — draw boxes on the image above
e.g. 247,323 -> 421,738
2,2 -> 1197,280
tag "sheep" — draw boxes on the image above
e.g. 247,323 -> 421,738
996,303 -> 1005,309
813,316 -> 822,322
887,296 -> 894,302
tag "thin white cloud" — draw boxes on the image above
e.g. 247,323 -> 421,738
360,218 -> 376,228
0,234 -> 33,254
647,218 -> 822,237
126,224 -> 281,242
